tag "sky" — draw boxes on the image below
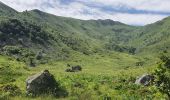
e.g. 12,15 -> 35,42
1,0 -> 170,25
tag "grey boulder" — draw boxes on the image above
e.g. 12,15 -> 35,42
26,70 -> 59,95
135,74 -> 154,86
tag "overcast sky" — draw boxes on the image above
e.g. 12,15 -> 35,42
1,0 -> 170,25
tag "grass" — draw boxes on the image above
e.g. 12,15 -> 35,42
0,51 -> 166,100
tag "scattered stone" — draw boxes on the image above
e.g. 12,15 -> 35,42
72,65 -> 82,72
135,74 -> 154,86
65,65 -> 82,72
26,70 -> 67,97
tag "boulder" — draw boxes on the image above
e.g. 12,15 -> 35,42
72,65 -> 82,72
65,65 -> 82,72
135,74 -> 154,86
26,70 -> 59,95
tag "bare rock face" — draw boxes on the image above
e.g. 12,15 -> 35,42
135,74 -> 154,86
26,70 -> 59,95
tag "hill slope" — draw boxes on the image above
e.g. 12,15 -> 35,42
0,1 -> 17,16
128,17 -> 170,55
0,1 -> 170,63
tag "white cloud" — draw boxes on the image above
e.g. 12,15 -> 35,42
45,2 -> 167,25
79,0 -> 170,12
0,0 -> 169,25
109,14 -> 167,25
1,0 -> 55,11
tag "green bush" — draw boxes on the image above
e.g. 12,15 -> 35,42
154,53 -> 170,98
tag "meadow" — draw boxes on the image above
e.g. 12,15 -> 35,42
0,51 -> 167,100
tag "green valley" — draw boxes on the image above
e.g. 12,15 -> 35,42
0,1 -> 170,100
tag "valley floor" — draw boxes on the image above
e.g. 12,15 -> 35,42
0,52 -> 167,100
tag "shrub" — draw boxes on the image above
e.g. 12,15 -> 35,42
154,53 -> 170,98
2,46 -> 21,56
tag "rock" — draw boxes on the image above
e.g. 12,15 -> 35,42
72,65 -> 82,72
26,70 -> 59,95
135,74 -> 154,86
65,65 -> 82,72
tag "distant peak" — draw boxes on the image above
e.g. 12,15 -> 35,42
28,9 -> 47,16
30,9 -> 43,13
32,9 -> 41,12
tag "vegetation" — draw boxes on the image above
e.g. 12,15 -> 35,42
154,53 -> 170,98
0,1 -> 170,99
0,54 -> 165,100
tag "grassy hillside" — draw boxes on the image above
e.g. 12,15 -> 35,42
20,10 -> 139,51
0,1 -> 17,16
127,17 -> 170,56
0,6 -> 142,65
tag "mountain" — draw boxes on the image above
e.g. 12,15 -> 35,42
21,9 -> 140,53
128,17 -> 170,55
0,1 -> 170,64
